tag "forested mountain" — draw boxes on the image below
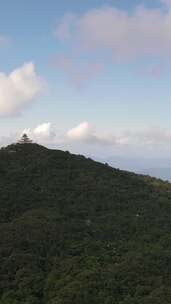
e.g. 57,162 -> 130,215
1,143 -> 171,303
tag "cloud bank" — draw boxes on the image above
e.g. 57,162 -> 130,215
21,122 -> 171,150
0,62 -> 44,116
1,122 -> 171,159
66,122 -> 171,148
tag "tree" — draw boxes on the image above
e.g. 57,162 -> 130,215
18,134 -> 32,144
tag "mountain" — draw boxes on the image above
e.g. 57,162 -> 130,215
1,143 -> 171,303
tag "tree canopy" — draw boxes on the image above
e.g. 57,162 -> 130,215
18,133 -> 32,144
0,143 -> 171,303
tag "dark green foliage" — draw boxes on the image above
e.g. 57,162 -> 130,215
0,143 -> 171,303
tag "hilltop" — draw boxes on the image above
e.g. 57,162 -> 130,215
0,143 -> 171,303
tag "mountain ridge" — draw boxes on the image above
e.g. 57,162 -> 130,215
0,143 -> 171,303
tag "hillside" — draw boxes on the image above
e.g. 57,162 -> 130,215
0,143 -> 171,303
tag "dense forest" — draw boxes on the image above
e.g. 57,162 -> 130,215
1,142 -> 171,303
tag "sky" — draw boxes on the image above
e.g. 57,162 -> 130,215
1,0 -> 171,166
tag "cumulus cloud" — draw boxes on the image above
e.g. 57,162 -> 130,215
55,3 -> 171,61
0,62 -> 44,116
21,122 -> 56,143
34,122 -> 55,139
67,122 -> 95,141
22,121 -> 116,146
66,121 -> 116,144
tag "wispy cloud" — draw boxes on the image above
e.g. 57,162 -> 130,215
55,3 -> 171,61
49,53 -> 103,88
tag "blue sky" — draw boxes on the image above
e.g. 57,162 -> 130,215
0,0 -> 171,163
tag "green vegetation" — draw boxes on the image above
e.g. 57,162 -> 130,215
0,143 -> 171,303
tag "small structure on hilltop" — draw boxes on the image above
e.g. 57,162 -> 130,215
18,133 -> 33,144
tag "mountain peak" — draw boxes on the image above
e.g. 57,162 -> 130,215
1,142 -> 48,153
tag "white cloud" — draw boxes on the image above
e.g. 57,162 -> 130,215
34,122 -> 55,139
67,121 -> 94,141
2,123 -> 171,159
21,121 -> 116,146
20,123 -> 56,144
112,127 -> 171,147
66,122 -> 171,148
21,128 -> 32,137
18,122 -> 171,149
0,62 -> 44,116
66,121 -> 117,145
55,3 -> 171,61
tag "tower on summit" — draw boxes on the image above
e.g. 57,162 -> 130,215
18,134 -> 32,144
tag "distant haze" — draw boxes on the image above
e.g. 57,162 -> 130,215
95,156 -> 171,181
